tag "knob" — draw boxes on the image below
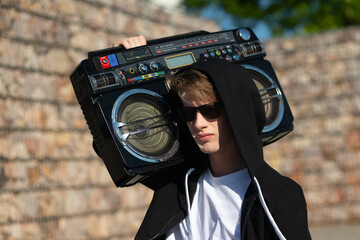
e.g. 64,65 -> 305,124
225,55 -> 232,62
138,63 -> 148,73
118,74 -> 126,85
237,28 -> 251,41
149,62 -> 159,71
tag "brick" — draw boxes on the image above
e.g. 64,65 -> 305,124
1,0 -> 360,238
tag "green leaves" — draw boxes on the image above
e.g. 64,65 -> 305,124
182,0 -> 360,36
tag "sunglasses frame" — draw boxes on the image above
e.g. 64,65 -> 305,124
177,102 -> 222,122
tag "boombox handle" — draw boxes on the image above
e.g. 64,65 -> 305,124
88,30 -> 210,58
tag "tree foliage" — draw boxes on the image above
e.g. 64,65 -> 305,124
182,0 -> 360,35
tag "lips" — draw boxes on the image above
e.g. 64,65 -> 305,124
195,133 -> 214,141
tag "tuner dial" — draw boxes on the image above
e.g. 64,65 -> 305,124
150,62 -> 159,71
138,63 -> 148,73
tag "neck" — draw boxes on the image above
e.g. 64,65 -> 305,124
208,143 -> 246,177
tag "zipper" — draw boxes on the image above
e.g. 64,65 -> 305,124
253,177 -> 286,240
241,187 -> 257,240
149,168 -> 197,239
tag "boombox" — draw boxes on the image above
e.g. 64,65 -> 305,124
70,28 -> 294,187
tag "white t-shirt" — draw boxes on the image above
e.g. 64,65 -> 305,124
166,168 -> 251,240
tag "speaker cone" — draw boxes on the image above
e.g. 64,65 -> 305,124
242,65 -> 284,132
112,89 -> 179,162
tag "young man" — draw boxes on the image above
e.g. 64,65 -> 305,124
118,37 -> 311,240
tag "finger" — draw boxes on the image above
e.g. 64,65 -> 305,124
121,39 -> 132,49
128,38 -> 137,48
113,41 -> 121,47
136,35 -> 147,46
114,36 -> 147,49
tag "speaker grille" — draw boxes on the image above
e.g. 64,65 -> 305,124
243,65 -> 284,132
112,89 -> 179,162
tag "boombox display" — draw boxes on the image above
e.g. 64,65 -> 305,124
70,28 -> 294,187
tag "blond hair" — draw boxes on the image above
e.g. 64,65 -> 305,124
166,69 -> 218,102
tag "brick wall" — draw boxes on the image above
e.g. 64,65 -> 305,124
0,1 -> 219,239
264,26 -> 360,227
1,0 -> 360,238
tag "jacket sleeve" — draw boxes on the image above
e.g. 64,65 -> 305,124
141,162 -> 191,191
272,179 -> 312,240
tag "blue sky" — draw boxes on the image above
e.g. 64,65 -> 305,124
149,0 -> 272,41
200,4 -> 272,41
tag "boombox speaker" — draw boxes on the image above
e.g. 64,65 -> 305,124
70,28 -> 294,187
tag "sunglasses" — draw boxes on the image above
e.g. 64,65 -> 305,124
177,102 -> 222,122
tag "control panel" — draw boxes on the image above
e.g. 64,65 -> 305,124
85,28 -> 265,94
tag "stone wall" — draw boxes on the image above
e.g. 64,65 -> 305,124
0,0 -> 360,238
264,26 -> 360,227
0,0 -> 219,239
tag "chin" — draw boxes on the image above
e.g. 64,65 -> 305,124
197,143 -> 220,155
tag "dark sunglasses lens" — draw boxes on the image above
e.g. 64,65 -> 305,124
181,108 -> 196,122
178,103 -> 221,122
199,105 -> 220,119
177,107 -> 194,122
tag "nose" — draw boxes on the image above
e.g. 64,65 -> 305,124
193,111 -> 207,129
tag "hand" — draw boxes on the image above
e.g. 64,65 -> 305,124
114,35 -> 147,49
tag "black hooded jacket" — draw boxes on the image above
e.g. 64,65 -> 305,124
135,60 -> 311,240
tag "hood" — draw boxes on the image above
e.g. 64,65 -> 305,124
183,59 -> 267,177
180,60 -> 288,240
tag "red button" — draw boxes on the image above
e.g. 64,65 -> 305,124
99,56 -> 111,69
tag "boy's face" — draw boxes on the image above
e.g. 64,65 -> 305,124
179,90 -> 235,157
